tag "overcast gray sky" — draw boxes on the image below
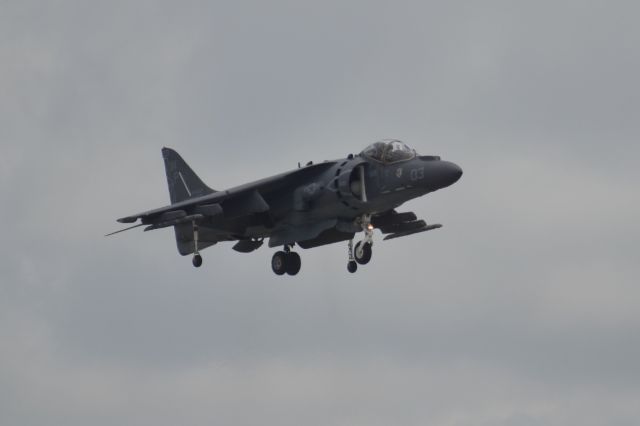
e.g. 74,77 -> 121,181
2,1 -> 640,425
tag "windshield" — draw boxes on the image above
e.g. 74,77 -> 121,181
361,139 -> 416,164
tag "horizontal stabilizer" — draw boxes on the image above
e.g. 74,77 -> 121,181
195,203 -> 223,217
144,214 -> 204,231
383,224 -> 442,241
117,216 -> 138,224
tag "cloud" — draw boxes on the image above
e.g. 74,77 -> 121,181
1,1 -> 639,425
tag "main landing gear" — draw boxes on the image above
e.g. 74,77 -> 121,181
271,245 -> 301,276
347,214 -> 375,273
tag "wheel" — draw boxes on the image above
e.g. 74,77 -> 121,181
271,251 -> 287,275
192,254 -> 202,268
347,260 -> 358,273
354,241 -> 372,265
285,252 -> 301,275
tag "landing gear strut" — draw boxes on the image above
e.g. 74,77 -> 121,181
271,245 -> 302,276
192,221 -> 202,267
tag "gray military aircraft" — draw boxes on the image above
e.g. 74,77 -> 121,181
109,140 -> 462,275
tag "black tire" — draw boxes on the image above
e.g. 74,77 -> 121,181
192,254 -> 203,268
347,260 -> 358,273
271,251 -> 287,275
354,241 -> 372,265
285,252 -> 301,275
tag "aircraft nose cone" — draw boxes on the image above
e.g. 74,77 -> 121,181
451,162 -> 463,181
442,161 -> 463,186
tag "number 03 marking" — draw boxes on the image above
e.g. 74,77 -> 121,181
410,167 -> 424,181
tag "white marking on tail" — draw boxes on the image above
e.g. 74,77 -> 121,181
178,172 -> 192,197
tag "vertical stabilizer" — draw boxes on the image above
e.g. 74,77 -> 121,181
162,148 -> 215,204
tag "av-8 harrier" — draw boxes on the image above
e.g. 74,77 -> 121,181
109,140 -> 462,275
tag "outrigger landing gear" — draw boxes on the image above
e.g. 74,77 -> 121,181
271,245 -> 302,276
192,221 -> 202,268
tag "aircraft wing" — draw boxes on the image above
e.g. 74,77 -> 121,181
116,161 -> 337,225
372,210 -> 442,240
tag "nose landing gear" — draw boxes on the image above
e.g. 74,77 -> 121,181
354,241 -> 372,264
347,214 -> 375,272
347,239 -> 358,273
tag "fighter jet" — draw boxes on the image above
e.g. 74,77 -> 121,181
109,140 -> 462,275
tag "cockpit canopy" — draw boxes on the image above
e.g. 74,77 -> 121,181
361,139 -> 416,164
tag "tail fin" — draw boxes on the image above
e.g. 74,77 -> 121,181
162,147 -> 215,204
